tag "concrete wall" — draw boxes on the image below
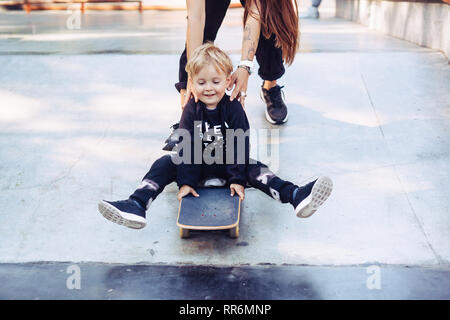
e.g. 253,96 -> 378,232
336,0 -> 450,59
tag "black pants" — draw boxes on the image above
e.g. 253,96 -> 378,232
175,0 -> 285,92
130,155 -> 296,209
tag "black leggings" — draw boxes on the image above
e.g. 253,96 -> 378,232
175,0 -> 285,92
130,155 -> 296,209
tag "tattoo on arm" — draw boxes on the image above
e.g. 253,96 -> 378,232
242,7 -> 260,61
244,26 -> 251,41
246,46 -> 255,60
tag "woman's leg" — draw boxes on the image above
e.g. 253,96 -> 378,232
255,33 -> 285,85
240,0 -> 288,124
238,0 -> 285,85
256,32 -> 288,125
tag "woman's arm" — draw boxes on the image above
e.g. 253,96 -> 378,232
182,0 -> 205,107
186,0 -> 205,60
241,1 -> 260,63
229,0 -> 261,107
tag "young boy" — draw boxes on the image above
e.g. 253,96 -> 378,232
98,43 -> 333,230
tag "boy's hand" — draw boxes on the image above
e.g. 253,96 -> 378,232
230,183 -> 245,201
177,185 -> 199,201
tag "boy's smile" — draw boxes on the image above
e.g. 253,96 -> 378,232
191,64 -> 231,109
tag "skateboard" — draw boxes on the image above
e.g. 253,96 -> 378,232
177,187 -> 242,238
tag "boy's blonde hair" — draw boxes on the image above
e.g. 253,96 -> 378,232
185,43 -> 234,78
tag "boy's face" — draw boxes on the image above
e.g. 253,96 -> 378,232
191,64 -> 231,109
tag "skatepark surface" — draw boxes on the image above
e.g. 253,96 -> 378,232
0,3 -> 449,299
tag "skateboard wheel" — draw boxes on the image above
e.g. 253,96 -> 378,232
229,225 -> 239,238
179,228 -> 190,238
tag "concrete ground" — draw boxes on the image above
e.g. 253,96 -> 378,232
2,262 -> 450,300
0,4 -> 449,299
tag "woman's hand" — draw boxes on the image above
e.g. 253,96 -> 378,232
181,79 -> 199,109
229,0 -> 260,109
228,67 -> 250,108
177,185 -> 200,201
230,183 -> 245,201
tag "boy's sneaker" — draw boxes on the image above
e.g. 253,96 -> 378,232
98,199 -> 147,229
292,176 -> 333,218
260,85 -> 289,125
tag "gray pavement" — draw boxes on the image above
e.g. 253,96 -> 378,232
0,7 -> 450,299
2,262 -> 450,299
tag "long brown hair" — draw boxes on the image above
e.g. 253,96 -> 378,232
243,0 -> 299,65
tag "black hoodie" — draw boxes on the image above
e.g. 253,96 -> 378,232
176,94 -> 250,188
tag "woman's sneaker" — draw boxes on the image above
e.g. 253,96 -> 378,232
98,199 -> 147,229
291,176 -> 333,218
260,85 -> 289,125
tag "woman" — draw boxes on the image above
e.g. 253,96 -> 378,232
164,0 -> 299,150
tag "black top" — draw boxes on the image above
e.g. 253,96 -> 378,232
176,94 -> 250,188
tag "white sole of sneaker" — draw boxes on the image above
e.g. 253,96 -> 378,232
98,200 -> 146,229
295,176 -> 333,218
265,108 -> 288,124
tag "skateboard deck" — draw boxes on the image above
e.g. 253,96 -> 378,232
177,187 -> 242,238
